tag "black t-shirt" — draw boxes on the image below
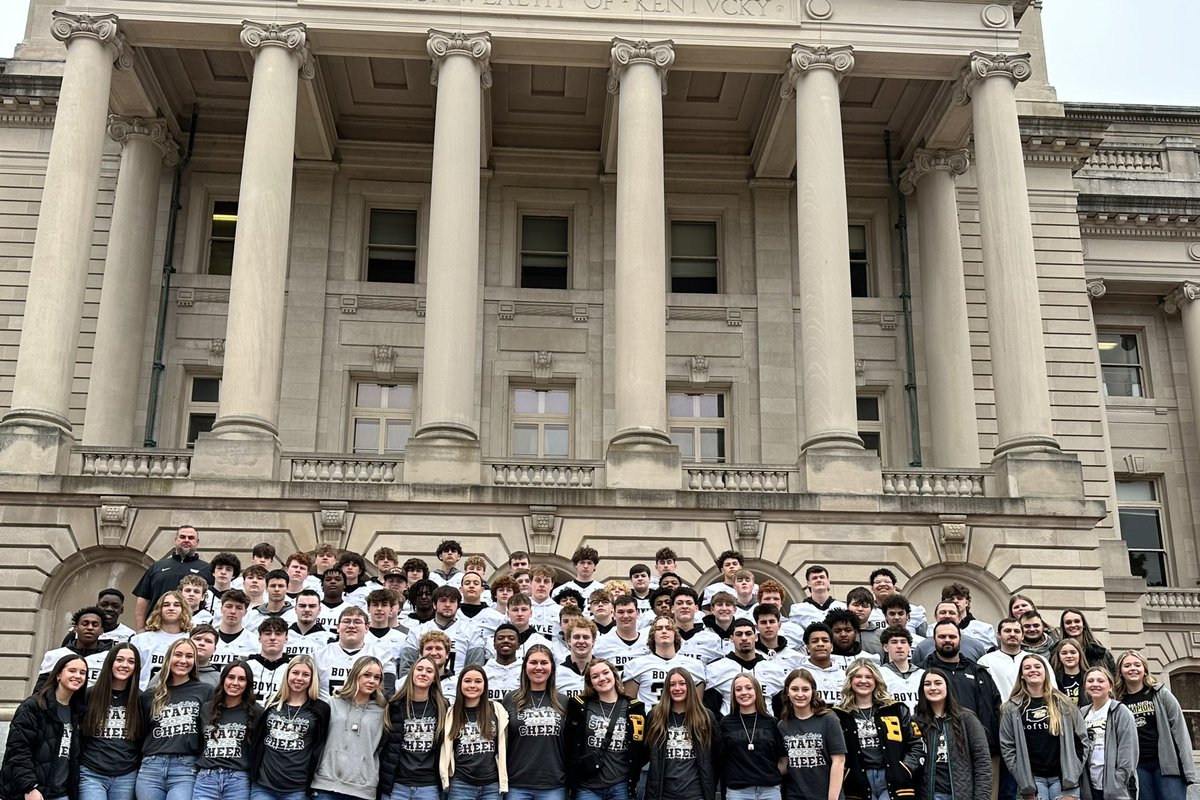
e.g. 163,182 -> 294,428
780,714 -> 847,800
259,702 -> 324,791
197,702 -> 255,771
141,679 -> 213,756
579,699 -> 634,790
79,688 -> 141,777
503,690 -> 566,788
661,712 -> 702,800
852,708 -> 884,769
396,700 -> 442,786
719,711 -> 785,789
50,701 -> 73,794
1022,698 -> 1061,778
1058,672 -> 1083,706
454,706 -> 499,786
930,718 -> 953,794
1123,687 -> 1159,767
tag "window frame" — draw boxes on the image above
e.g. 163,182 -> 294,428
348,380 -> 418,455
509,385 -> 574,460
518,213 -> 572,290
668,218 -> 722,294
1115,477 -> 1170,587
1097,328 -> 1148,399
856,392 -> 886,465
668,388 -> 730,464
848,222 -> 872,299
362,207 -> 420,284
181,374 -> 221,448
1168,671 -> 1200,750
205,199 -> 238,277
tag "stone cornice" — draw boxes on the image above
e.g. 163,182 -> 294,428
607,38 -> 674,96
107,115 -> 180,165
1064,102 -> 1200,127
781,44 -> 854,98
953,51 -> 1032,105
427,30 -> 493,90
898,148 -> 969,195
240,21 -> 316,80
50,11 -> 132,70
1163,281 -> 1200,314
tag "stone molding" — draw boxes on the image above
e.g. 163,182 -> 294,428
936,514 -> 969,562
97,495 -> 133,547
240,21 -> 316,80
607,38 -> 675,96
1086,278 -> 1106,299
318,500 -> 349,546
50,11 -> 132,70
781,44 -> 854,98
532,351 -> 553,382
107,115 -> 180,165
427,30 -> 493,89
953,51 -> 1032,104
1163,281 -> 1200,315
898,148 -> 970,195
688,355 -> 708,384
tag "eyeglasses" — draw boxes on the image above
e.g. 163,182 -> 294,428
341,620 -> 365,626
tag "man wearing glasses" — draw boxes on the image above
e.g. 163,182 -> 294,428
316,606 -> 396,698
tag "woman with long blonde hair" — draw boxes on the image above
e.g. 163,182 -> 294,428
1114,650 -> 1196,800
135,637 -> 213,800
130,590 -> 192,689
645,667 -> 719,800
250,654 -> 330,800
312,656 -> 390,800
1083,666 -> 1138,800
440,665 -> 509,800
834,658 -> 924,800
380,656 -> 448,800
999,654 -> 1089,800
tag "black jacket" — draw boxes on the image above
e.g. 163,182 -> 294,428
132,550 -> 213,611
646,708 -> 721,800
836,702 -> 926,800
1,693 -> 85,800
249,699 -> 331,788
564,694 -> 648,789
921,654 -> 1001,754
378,700 -> 443,796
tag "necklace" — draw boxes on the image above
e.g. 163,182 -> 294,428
348,699 -> 370,733
739,711 -> 758,751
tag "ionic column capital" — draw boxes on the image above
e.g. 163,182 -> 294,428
240,21 -> 315,80
607,38 -> 675,96
781,44 -> 854,98
1163,281 -> 1200,314
953,51 -> 1032,104
1086,278 -> 1106,300
107,115 -> 180,165
899,148 -> 970,195
50,11 -> 132,70
427,30 -> 493,89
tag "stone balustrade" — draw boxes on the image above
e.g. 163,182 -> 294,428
488,462 -> 600,488
1086,147 -> 1164,172
1144,588 -> 1200,609
77,448 -> 192,478
882,469 -> 987,497
684,466 -> 793,492
285,455 -> 400,483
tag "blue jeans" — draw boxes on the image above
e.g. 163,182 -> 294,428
506,789 -> 566,800
726,788 -> 781,800
387,786 -> 443,800
194,769 -> 250,800
999,759 -> 1019,800
1033,777 -> 1063,800
934,794 -> 954,800
249,786 -> 309,800
135,755 -> 197,800
866,768 -> 890,800
1137,766 -> 1187,800
445,780 -> 500,800
80,766 -> 138,800
578,785 -> 631,800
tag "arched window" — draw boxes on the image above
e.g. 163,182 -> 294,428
1169,671 -> 1200,749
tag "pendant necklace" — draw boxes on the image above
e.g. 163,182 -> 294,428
739,711 -> 758,751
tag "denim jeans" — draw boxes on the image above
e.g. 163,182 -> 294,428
506,788 -> 566,800
577,785 -> 631,800
726,787 -> 782,800
193,768 -> 251,800
1033,776 -> 1063,800
134,754 -> 197,800
445,779 -> 500,800
866,768 -> 890,800
933,793 -> 954,800
999,759 -> 1019,800
1137,766 -> 1188,800
316,792 -> 367,800
80,766 -> 138,800
387,786 -> 443,800
249,786 -> 309,800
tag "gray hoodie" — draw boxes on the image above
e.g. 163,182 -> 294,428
1136,687 -> 1197,783
1000,694 -> 1090,796
1084,699 -> 1139,800
311,695 -> 387,799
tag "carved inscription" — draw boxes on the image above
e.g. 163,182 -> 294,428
304,0 -> 792,20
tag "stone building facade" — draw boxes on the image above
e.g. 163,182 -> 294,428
0,0 -> 1197,735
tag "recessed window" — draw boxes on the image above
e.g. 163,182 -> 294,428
366,209 -> 417,283
849,224 -> 870,298
1116,479 -> 1168,587
511,388 -> 571,458
520,215 -> 570,290
207,201 -> 237,276
1169,672 -> 1200,749
857,395 -> 884,461
184,376 -> 220,447
351,382 -> 415,454
670,221 -> 720,294
669,391 -> 727,463
1098,331 -> 1145,398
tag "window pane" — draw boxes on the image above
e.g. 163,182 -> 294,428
385,385 -> 413,410
671,222 -> 717,257
670,259 -> 719,294
513,389 -> 540,414
544,425 -> 569,457
1098,333 -> 1141,365
353,419 -> 380,453
848,225 -> 867,251
1118,508 -> 1164,551
522,216 -> 569,252
1116,480 -> 1156,502
670,428 -> 695,462
211,201 -> 238,238
1102,365 -> 1142,398
857,397 -> 880,422
384,420 -> 411,453
861,431 -> 881,453
1128,550 -> 1167,587
521,261 -> 569,290
208,240 -> 235,276
356,383 -> 383,409
850,262 -> 870,298
513,424 -> 539,456
696,394 -> 722,418
544,390 -> 570,415
699,428 -> 725,463
191,378 -> 220,403
369,209 -> 417,247
668,393 -> 694,418
186,413 -> 215,445
366,249 -> 416,283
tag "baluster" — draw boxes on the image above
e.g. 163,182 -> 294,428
304,461 -> 319,480
688,470 -> 701,490
161,458 -> 176,478
882,474 -> 895,494
176,458 -> 190,478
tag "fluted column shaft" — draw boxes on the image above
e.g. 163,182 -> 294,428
786,45 -> 863,451
211,22 -> 313,439
901,150 -> 979,467
960,52 -> 1059,455
1165,283 -> 1200,460
608,38 -> 674,445
4,13 -> 129,433
85,117 -> 177,445
415,30 -> 491,441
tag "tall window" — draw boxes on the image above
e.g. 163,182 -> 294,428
511,388 -> 571,458
1169,672 -> 1200,749
366,209 -> 418,283
351,382 -> 415,454
520,215 -> 570,289
669,391 -> 727,463
1116,479 -> 1167,587
184,376 -> 220,447
1098,331 -> 1145,397
857,395 -> 883,458
207,201 -> 237,276
849,224 -> 870,298
669,221 -> 720,293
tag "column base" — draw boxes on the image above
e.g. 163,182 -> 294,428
989,449 -> 1084,498
0,421 -> 75,475
189,428 -> 282,481
403,436 -> 483,485
795,447 -> 882,494
605,439 -> 682,490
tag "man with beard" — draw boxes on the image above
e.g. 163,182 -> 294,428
132,525 -> 212,628
920,619 -> 1001,751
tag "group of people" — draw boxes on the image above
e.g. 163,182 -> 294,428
1,526 -> 1194,800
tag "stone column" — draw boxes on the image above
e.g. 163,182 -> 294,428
0,12 -> 130,474
402,30 -> 491,485
900,149 -> 979,467
1165,282 -> 1200,460
84,117 -> 178,446
957,52 -> 1080,497
190,22 -> 314,480
784,44 -> 879,493
604,38 -> 681,490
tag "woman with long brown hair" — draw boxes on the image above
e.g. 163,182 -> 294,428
440,665 -> 509,800
1,653 -> 88,800
644,667 -> 719,800
312,656 -> 390,800
79,643 -> 145,800
194,660 -> 261,800
914,666 -> 991,800
503,644 -> 568,800
135,637 -> 213,800
719,673 -> 786,800
778,668 -> 845,800
380,656 -> 448,800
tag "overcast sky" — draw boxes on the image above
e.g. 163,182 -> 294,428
0,1 -> 1194,107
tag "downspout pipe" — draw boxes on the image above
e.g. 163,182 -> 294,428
885,129 -> 922,467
